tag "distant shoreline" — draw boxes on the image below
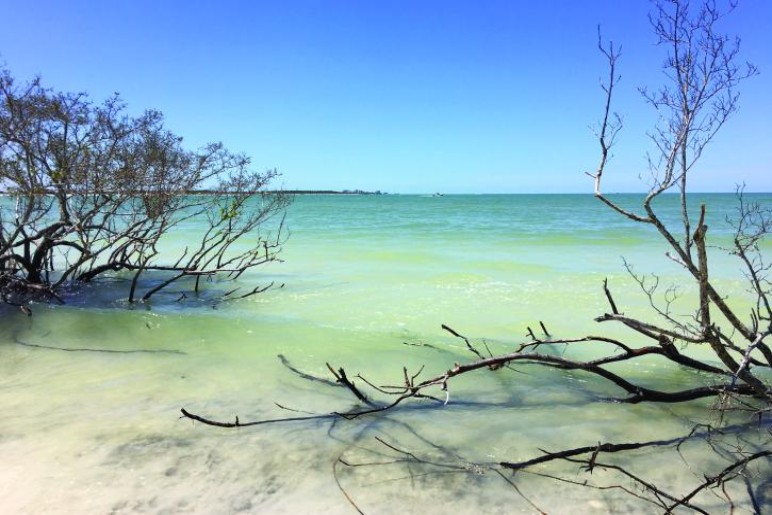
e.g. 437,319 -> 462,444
0,189 -> 388,196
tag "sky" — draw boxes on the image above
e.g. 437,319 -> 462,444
1,0 -> 770,193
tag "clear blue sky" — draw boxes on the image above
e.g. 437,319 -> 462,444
1,0 -> 770,193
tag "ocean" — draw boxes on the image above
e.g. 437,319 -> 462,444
1,193 -> 769,513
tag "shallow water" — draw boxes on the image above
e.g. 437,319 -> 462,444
1,193 -> 770,513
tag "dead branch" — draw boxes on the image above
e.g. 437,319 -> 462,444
179,407 -> 336,428
442,323 -> 486,360
326,363 -> 376,406
666,450 -> 772,513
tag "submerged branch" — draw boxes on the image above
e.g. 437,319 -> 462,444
179,408 -> 336,428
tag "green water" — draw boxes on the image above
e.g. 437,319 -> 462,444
1,193 -> 769,513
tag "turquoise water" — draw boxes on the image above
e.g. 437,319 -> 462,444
1,193 -> 769,513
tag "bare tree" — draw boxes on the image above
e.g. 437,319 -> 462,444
587,0 -> 768,399
0,67 -> 289,309
181,1 -> 769,512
